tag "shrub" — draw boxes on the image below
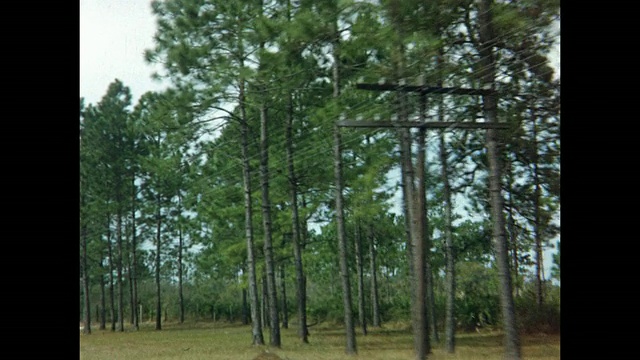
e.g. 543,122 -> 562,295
514,281 -> 560,334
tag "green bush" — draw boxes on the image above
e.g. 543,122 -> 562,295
454,262 -> 501,331
514,282 -> 560,334
307,291 -> 346,324
380,294 -> 412,323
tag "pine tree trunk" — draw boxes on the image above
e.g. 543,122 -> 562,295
476,1 -> 521,357
80,126 -> 90,335
332,15 -> 357,354
262,274 -> 269,328
532,107 -> 544,308
439,132 -> 456,353
81,279 -> 86,323
368,227 -> 381,327
286,91 -> 309,343
81,225 -> 91,335
417,91 -> 435,348
117,214 -> 125,332
434,57 -> 456,351
511,229 -> 520,297
155,200 -> 162,331
415,127 -> 431,355
355,221 -> 367,335
128,240 -> 134,326
280,264 -> 288,329
398,120 -> 414,284
388,2 -> 428,355
178,221 -> 185,324
362,138 -> 380,328
107,214 -> 116,332
239,65 -> 264,345
506,160 -> 520,298
399,104 -> 428,360
301,194 -> 309,251
426,265 -> 438,343
177,195 -> 185,324
400,149 -> 415,291
260,103 -> 281,347
131,179 -> 139,330
261,288 -> 265,328
99,260 -> 106,330
396,33 -> 428,360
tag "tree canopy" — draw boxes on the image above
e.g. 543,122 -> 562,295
81,1 -> 560,358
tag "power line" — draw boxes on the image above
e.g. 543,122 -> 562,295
80,4 -> 560,243
79,53 -> 558,243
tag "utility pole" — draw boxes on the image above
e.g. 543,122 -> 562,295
340,81 -> 507,360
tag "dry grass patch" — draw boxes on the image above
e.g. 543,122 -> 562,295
80,321 -> 559,360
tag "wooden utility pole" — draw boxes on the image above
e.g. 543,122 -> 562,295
341,81 -> 507,360
333,5 -> 357,354
476,0 -> 521,357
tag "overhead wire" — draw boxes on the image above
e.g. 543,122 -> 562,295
80,1 -> 560,243
81,35 -> 559,243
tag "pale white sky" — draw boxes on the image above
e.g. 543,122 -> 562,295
80,0 -> 168,106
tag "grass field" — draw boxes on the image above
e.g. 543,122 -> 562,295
79,321 -> 560,360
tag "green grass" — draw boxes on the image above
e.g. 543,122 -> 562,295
80,321 -> 559,360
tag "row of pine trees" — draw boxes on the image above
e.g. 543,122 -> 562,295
80,1 -> 559,359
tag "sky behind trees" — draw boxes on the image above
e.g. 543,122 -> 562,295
80,0 -> 169,105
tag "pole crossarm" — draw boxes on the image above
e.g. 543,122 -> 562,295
337,120 -> 509,129
355,82 -> 496,96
